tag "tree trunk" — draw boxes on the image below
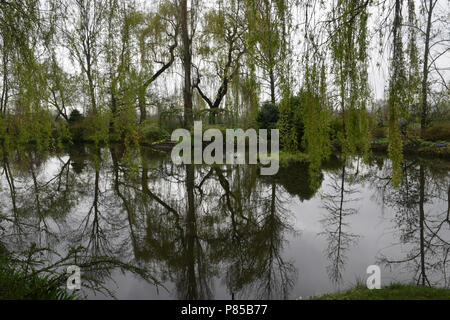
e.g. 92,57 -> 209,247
180,0 -> 193,129
269,67 -> 276,105
138,86 -> 147,124
420,0 -> 434,138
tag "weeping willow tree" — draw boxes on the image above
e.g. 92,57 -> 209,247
130,0 -> 179,124
241,0 -> 298,149
329,0 -> 371,159
387,0 -> 408,185
104,0 -> 140,151
300,1 -> 332,186
241,0 -> 296,121
193,0 -> 247,124
0,0 -> 57,152
245,0 -> 283,105
237,0 -> 261,125
406,0 -> 421,111
61,0 -> 110,145
274,0 -> 300,152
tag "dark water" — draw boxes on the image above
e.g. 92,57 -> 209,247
0,145 -> 449,300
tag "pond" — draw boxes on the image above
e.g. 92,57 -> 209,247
0,145 -> 449,300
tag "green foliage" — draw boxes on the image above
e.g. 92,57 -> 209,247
160,107 -> 184,132
422,122 -> 450,142
329,117 -> 344,141
278,96 -> 305,152
316,284 -> 450,300
0,0 -> 445,179
67,110 -> 85,143
372,127 -> 387,139
83,113 -> 110,146
69,110 -> 84,124
257,102 -> 279,130
0,261 -> 76,300
329,0 -> 371,159
1,111 -> 54,151
53,119 -> 72,147
139,119 -> 168,143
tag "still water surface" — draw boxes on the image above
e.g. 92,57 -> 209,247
0,145 -> 449,299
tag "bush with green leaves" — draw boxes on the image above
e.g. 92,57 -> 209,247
423,122 -> 450,142
278,96 -> 307,151
139,118 -> 168,143
257,102 -> 279,130
68,110 -> 85,143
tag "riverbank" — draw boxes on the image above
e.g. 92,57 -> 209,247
147,137 -> 450,164
372,139 -> 450,158
315,284 -> 450,300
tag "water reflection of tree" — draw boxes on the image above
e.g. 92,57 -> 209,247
1,150 -> 78,250
0,147 -> 161,297
109,146 -> 216,299
0,146 -> 303,299
370,158 -> 450,287
320,161 -> 362,285
216,167 -> 297,300
116,148 -> 298,300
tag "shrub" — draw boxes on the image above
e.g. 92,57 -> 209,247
68,110 -> 85,143
372,127 -> 387,139
257,102 -> 279,130
0,263 -> 76,300
139,118 -> 168,143
277,96 -> 305,150
68,109 -> 83,124
53,119 -> 72,145
423,122 -> 450,141
329,116 -> 344,141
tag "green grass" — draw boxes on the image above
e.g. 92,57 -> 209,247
315,284 -> 450,300
278,151 -> 309,166
0,264 -> 76,300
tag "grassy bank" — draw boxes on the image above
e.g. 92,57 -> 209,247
315,284 -> 450,300
372,138 -> 450,158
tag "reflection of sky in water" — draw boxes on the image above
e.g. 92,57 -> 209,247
96,167 -> 438,300
1,149 -> 448,300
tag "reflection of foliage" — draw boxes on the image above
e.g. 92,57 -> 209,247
119,151 -> 297,300
320,164 -> 361,285
0,244 -> 161,299
269,162 -> 323,202
0,148 -> 163,299
371,160 -> 450,287
0,145 -> 300,300
215,167 -> 297,300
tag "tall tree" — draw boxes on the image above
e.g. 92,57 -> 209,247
132,1 -> 180,123
179,0 -> 194,128
244,0 -> 290,105
387,0 -> 407,185
420,0 -> 439,137
329,0 -> 371,157
193,0 -> 246,117
63,0 -> 106,115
